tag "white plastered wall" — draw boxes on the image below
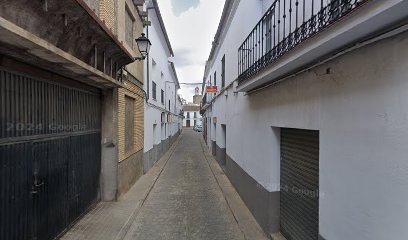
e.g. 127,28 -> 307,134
203,0 -> 408,239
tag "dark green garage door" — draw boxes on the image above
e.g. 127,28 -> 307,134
280,128 -> 319,240
0,67 -> 101,240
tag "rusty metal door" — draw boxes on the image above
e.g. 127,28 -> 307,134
0,67 -> 101,240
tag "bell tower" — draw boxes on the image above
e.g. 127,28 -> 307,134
193,87 -> 202,104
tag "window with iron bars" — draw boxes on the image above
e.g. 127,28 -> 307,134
125,8 -> 134,48
125,96 -> 135,153
238,0 -> 367,81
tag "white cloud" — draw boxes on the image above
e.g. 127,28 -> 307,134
157,0 -> 225,102
171,0 -> 200,16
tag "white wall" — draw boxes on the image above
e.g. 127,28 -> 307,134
183,111 -> 202,127
204,0 -> 264,102
144,3 -> 182,152
204,0 -> 350,96
202,0 -> 408,239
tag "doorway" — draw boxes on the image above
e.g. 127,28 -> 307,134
280,128 -> 319,240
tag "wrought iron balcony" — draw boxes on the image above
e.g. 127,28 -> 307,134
238,0 -> 369,82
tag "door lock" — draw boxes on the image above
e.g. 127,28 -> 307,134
31,176 -> 45,195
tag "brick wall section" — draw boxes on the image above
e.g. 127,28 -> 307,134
100,0 -> 145,162
118,82 -> 144,162
99,0 -> 116,32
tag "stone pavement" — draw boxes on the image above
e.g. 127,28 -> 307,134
61,129 -> 267,240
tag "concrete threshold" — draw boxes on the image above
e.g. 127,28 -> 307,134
60,137 -> 180,240
199,137 -> 269,240
270,232 -> 288,240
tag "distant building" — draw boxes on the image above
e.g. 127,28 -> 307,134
183,104 -> 202,127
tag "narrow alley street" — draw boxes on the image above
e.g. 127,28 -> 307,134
61,129 -> 267,240
2,1 -> 408,239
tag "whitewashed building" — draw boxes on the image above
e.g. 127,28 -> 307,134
143,0 -> 183,172
183,87 -> 203,127
182,104 -> 202,128
201,0 -> 408,239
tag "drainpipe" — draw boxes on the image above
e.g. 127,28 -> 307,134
145,6 -> 154,101
146,26 -> 150,101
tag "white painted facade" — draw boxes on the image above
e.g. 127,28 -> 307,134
201,0 -> 408,239
144,0 -> 183,170
182,109 -> 202,127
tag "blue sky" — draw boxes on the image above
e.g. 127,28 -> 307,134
171,0 -> 200,16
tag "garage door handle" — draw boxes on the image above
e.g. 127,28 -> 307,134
31,181 -> 45,195
35,182 -> 45,188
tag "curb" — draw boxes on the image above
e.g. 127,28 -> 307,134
199,137 -> 269,240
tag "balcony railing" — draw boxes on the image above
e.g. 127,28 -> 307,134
238,0 -> 368,81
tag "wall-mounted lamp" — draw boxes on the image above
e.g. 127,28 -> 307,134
134,33 -> 151,61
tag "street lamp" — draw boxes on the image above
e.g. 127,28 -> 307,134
134,33 -> 151,61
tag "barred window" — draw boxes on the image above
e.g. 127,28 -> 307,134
125,8 -> 134,48
125,96 -> 135,153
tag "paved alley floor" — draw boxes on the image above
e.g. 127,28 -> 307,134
61,129 -> 267,240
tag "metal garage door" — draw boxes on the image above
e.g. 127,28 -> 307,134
280,128 -> 319,240
0,67 -> 101,240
